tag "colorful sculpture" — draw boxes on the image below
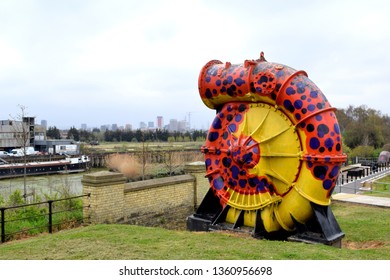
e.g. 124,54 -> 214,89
188,52 -> 347,246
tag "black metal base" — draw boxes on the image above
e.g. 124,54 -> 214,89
187,189 -> 345,247
288,202 -> 345,248
186,214 -> 212,232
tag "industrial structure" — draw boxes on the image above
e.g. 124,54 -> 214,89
0,117 -> 80,155
187,52 -> 347,246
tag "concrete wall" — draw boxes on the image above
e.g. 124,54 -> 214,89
82,162 -> 209,225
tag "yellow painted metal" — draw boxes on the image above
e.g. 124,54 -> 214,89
225,208 -> 258,228
261,204 -> 282,232
226,103 -> 301,206
275,188 -> 313,231
219,102 -> 339,231
226,207 -> 240,224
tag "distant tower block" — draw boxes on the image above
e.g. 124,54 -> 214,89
157,116 -> 164,129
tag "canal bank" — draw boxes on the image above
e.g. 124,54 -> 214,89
0,168 -> 104,200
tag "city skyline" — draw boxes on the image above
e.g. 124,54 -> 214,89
39,114 -> 205,132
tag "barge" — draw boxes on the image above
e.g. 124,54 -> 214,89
0,155 -> 90,179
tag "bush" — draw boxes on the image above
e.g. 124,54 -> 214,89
1,189 -> 85,242
349,145 -> 375,159
105,153 -> 141,179
0,194 -> 4,207
7,189 -> 24,206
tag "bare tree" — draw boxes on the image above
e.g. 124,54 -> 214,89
10,105 -> 34,202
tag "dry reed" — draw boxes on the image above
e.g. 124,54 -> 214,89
105,154 -> 141,179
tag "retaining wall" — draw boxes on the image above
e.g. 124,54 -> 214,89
82,162 -> 209,226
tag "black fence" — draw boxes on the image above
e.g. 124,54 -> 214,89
0,194 -> 90,244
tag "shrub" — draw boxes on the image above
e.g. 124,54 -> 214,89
349,145 -> 375,159
105,153 -> 141,179
7,189 -> 24,206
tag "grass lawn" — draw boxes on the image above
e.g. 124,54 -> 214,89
364,175 -> 390,198
88,141 -> 203,153
0,201 -> 388,260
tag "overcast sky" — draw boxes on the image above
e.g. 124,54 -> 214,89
1,0 -> 389,130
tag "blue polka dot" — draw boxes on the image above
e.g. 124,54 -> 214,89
208,132 -> 219,142
276,70 -> 285,78
283,100 -> 295,112
297,81 -> 305,93
213,176 -> 224,190
310,90 -> 318,98
310,137 -> 320,149
258,75 -> 268,84
256,181 -> 265,192
325,138 -> 334,149
334,123 -> 340,134
317,124 -> 329,138
329,166 -> 339,178
231,165 -> 239,179
286,87 -> 296,95
212,118 -> 222,129
239,179 -> 247,188
294,100 -> 303,109
323,179 -> 333,190
234,78 -> 245,86
228,124 -> 237,132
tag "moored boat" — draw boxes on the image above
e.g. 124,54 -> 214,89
0,155 -> 90,179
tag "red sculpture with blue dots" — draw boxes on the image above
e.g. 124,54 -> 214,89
187,52 -> 347,246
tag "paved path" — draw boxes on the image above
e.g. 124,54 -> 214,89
332,193 -> 390,208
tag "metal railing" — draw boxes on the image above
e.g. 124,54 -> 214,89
0,193 -> 90,244
335,163 -> 390,194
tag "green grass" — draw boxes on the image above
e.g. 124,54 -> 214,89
1,195 -> 84,242
363,175 -> 390,198
89,141 -> 203,153
0,202 -> 389,260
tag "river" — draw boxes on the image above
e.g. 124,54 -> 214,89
0,168 -> 105,200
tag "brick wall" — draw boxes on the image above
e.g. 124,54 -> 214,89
82,162 -> 209,225
82,171 -> 127,223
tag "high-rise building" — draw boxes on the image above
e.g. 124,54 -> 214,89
168,119 -> 178,132
139,122 -> 147,130
41,120 -> 47,130
178,120 -> 187,132
157,116 -> 164,129
100,125 -> 109,132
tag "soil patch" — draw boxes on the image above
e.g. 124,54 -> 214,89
343,240 -> 386,250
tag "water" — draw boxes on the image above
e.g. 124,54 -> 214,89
0,168 -> 103,200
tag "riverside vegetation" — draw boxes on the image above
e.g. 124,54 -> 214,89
0,188 -> 85,243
